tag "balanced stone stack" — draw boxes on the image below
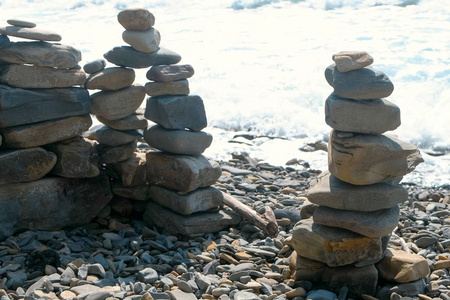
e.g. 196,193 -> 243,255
289,51 -> 427,298
0,20 -> 112,240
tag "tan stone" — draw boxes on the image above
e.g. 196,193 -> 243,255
113,152 -> 146,187
0,25 -> 61,41
145,79 -> 189,96
332,51 -> 374,72
122,27 -> 160,53
118,9 -> 155,31
376,249 -> 429,283
85,67 -> 135,91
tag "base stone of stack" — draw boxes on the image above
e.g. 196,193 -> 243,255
97,113 -> 148,130
328,130 -> 424,185
98,140 -> 137,164
85,67 -> 135,91
0,174 -> 112,240
144,202 -> 241,236
84,125 -> 142,146
104,46 -> 181,69
112,152 -> 147,187
144,79 -> 189,96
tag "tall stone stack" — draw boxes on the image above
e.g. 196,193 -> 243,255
0,20 -> 112,240
289,51 -> 427,297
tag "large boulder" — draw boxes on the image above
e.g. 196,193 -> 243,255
104,46 -> 181,69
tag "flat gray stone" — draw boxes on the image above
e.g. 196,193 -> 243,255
122,27 -> 160,53
83,59 -> 106,74
332,51 -> 374,72
167,289 -> 197,300
7,19 -> 36,28
118,9 -> 155,31
85,67 -> 135,91
84,125 -> 142,146
144,79 -> 189,96
97,140 -> 137,164
146,64 -> 194,82
97,113 -> 147,130
104,46 -> 181,69
0,25 -> 61,41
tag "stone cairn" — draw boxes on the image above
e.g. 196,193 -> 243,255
289,51 -> 428,298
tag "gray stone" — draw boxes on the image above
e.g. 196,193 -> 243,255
104,46 -> 181,69
167,289 -> 197,300
0,147 -> 56,185
144,202 -> 240,236
233,291 -> 262,300
332,51 -> 374,72
307,172 -> 408,211
122,27 -> 160,53
97,113 -> 148,130
137,267 -> 159,284
143,125 -> 212,156
329,131 -> 424,185
0,25 -> 61,41
375,279 -> 426,300
90,85 -> 145,120
146,152 -> 221,193
7,19 -> 36,28
0,64 -> 86,88
118,9 -> 155,31
0,85 -> 91,128
84,125 -> 142,146
307,289 -> 337,300
97,140 -> 137,164
144,79 -> 189,96
146,64 -> 194,82
145,95 -> 207,131
0,35 -> 10,49
0,174 -> 112,240
0,114 -> 92,148
83,59 -> 106,74
148,186 -> 223,215
325,93 -> 400,134
85,291 -> 110,300
85,67 -> 135,91
112,152 -> 146,187
0,41 -> 81,69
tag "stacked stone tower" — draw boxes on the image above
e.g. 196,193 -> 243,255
289,51 -> 427,297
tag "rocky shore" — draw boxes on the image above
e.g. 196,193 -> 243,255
0,154 -> 448,300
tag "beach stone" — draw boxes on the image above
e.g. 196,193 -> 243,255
118,9 -> 155,31
146,64 -> 194,82
0,35 -> 10,49
122,27 -> 161,53
145,79 -> 190,96
167,289 -> 197,300
112,182 -> 148,201
85,67 -> 135,91
83,59 -> 106,74
90,85 -> 145,120
0,41 -> 81,68
0,114 -> 92,148
324,64 -> 334,87
325,93 -> 400,134
313,205 -> 400,238
7,19 -> 36,28
97,140 -> 137,164
291,218 -> 385,267
145,95 -> 207,131
104,46 -> 181,68
332,51 -> 374,72
146,152 -> 221,193
143,125 -> 212,156
112,152 -> 146,187
0,174 -> 112,240
375,279 -> 426,300
0,64 -> 86,88
0,147 -> 56,185
84,125 -> 141,146
0,85 -> 91,128
148,186 -> 223,215
233,291 -> 261,300
144,202 -> 240,236
307,172 -> 408,211
376,249 -> 429,283
330,65 -> 394,100
44,136 -> 100,178
0,25 -> 61,41
306,289 -> 336,300
328,131 -> 424,185
97,113 -> 148,130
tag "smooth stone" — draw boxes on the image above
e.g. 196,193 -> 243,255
307,172 -> 408,211
137,267 -> 158,284
307,289 -> 337,300
112,152 -> 146,187
325,93 -> 400,134
167,289 -> 197,300
90,85 -> 145,120
112,182 -> 148,201
83,59 -> 106,74
84,125 -> 141,146
0,35 -> 10,49
332,51 -> 374,72
104,46 -> 181,68
144,202 -> 241,236
0,26 -> 61,41
376,249 -> 429,283
0,64 -> 86,88
148,186 -> 223,215
0,85 -> 91,128
70,284 -> 101,295
329,131 -> 424,185
0,114 -> 92,148
122,27 -> 160,53
414,236 -> 439,248
330,64 -> 394,100
145,95 -> 207,131
291,219 -> 384,267
97,113 -> 148,130
375,279 -> 426,300
313,205 -> 399,238
0,41 -> 81,68
146,152 -> 221,193
44,136 -> 100,178
0,174 -> 112,240
143,125 -> 212,156
97,140 -> 137,164
233,291 -> 262,300
144,79 -> 190,96
7,19 -> 36,28
146,64 -> 194,82
85,67 -> 135,91
0,147 -> 56,185
118,9 -> 155,31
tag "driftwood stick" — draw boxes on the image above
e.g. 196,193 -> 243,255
221,191 -> 279,238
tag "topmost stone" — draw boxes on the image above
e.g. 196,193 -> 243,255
7,19 -> 36,28
118,9 -> 155,31
332,51 -> 374,73
0,26 -> 62,42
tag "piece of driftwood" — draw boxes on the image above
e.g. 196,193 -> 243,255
221,191 -> 279,238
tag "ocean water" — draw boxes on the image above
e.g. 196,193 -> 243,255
1,0 -> 449,187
